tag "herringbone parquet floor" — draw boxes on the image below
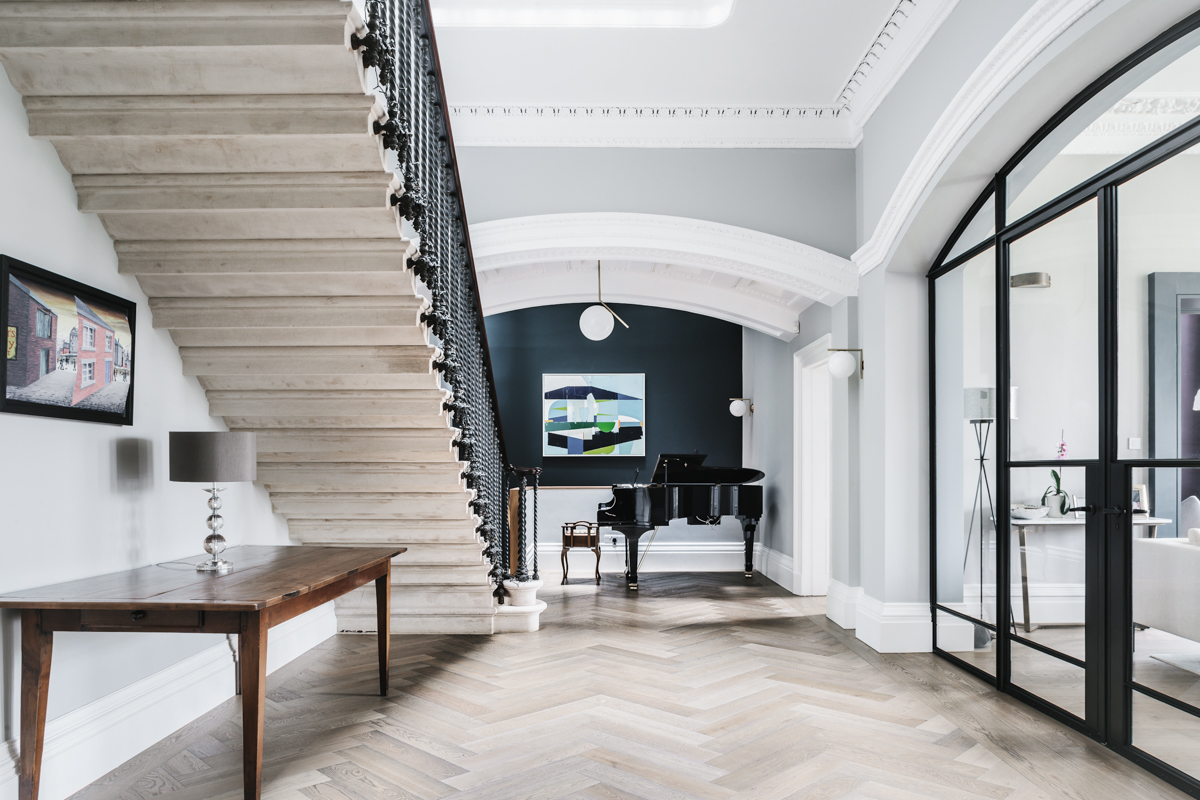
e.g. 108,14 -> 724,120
71,573 -> 1192,800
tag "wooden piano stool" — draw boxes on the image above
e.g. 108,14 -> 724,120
561,520 -> 601,585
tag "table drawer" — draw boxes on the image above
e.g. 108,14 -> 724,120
80,609 -> 202,630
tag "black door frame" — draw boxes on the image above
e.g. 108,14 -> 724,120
928,11 -> 1200,796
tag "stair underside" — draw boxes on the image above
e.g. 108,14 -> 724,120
0,0 -> 500,634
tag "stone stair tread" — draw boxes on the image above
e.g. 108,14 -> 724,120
0,0 -> 514,635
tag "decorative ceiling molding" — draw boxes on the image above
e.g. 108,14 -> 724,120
453,105 -> 843,121
838,0 -> 961,130
853,0 -> 1106,276
470,212 -> 858,305
478,261 -> 808,340
836,0 -> 919,110
446,0 -> 958,148
449,104 -> 857,148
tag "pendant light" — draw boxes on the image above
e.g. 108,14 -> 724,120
579,261 -> 629,341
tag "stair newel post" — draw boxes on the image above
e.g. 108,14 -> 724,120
532,468 -> 540,582
515,472 -> 530,583
496,467 -> 510,600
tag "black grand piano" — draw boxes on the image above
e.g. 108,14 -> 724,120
597,454 -> 764,590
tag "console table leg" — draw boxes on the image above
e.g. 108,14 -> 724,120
376,569 -> 391,697
19,610 -> 52,800
240,611 -> 268,800
1018,525 -> 1033,634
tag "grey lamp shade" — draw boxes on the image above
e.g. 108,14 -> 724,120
169,432 -> 257,483
964,388 -> 996,421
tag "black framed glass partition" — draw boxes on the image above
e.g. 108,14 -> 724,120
929,11 -> 1200,797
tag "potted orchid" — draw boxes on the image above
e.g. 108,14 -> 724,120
1042,469 -> 1070,517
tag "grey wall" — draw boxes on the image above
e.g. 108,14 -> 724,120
742,304 -> 834,558
858,0 -> 1039,247
830,297 -> 860,590
457,147 -> 859,258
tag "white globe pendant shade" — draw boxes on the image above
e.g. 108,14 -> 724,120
828,351 -> 857,379
579,304 -> 615,341
729,399 -> 747,417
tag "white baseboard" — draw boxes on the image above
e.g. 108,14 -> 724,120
855,594 -> 932,653
826,579 -> 863,629
0,602 -> 337,800
752,543 -> 794,593
961,583 -> 1085,626
537,540 -> 746,576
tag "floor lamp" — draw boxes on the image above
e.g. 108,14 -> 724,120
964,389 -> 997,647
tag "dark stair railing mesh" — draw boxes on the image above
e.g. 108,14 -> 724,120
354,0 -> 536,598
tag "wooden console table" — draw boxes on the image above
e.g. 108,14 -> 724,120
0,545 -> 403,800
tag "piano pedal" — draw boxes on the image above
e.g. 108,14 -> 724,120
744,572 -> 753,579
630,583 -> 638,591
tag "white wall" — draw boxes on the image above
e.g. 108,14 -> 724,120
0,66 -> 333,800
531,488 -> 747,581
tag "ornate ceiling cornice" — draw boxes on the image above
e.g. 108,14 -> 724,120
448,104 -> 856,148
451,105 -> 845,122
836,0 -> 918,111
447,0 -> 957,147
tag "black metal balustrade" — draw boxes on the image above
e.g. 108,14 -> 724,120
352,0 -> 533,598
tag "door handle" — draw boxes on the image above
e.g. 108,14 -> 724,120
1067,505 -> 1094,514
1100,507 -> 1125,516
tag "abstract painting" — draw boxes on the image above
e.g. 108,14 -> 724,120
543,373 -> 645,456
2,255 -> 136,425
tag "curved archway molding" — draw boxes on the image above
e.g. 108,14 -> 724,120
480,261 -> 807,339
853,0 -> 1108,276
470,212 -> 858,306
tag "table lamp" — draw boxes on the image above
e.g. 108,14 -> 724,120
169,431 -> 257,574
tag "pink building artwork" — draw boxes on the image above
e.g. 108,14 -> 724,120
71,296 -> 115,406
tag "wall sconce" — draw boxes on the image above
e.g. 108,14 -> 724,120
828,348 -> 863,379
729,398 -> 753,417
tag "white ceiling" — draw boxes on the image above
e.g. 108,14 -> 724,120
431,0 -> 736,29
434,0 -> 960,147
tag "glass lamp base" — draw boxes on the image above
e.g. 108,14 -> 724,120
197,558 -> 233,574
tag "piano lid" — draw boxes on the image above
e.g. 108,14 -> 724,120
649,453 -> 764,485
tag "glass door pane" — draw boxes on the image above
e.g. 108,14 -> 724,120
1006,200 -> 1100,724
1008,466 -> 1089,662
934,248 -> 998,675
1009,199 -> 1099,462
1118,143 -> 1200,519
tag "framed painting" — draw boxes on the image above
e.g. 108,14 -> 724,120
543,373 -> 645,456
1,255 -> 136,425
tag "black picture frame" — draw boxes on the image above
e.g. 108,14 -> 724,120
1,255 -> 136,425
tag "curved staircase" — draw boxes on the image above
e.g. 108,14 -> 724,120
0,0 -> 503,633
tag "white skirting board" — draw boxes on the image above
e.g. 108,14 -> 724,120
0,602 -> 338,800
855,595 -> 933,653
752,543 -> 794,593
536,539 -> 747,577
535,540 -> 798,591
826,579 -> 863,630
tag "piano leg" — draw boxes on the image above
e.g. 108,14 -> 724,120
741,518 -> 758,579
623,531 -> 644,591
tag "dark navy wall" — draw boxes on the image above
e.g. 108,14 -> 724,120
485,304 -> 742,486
